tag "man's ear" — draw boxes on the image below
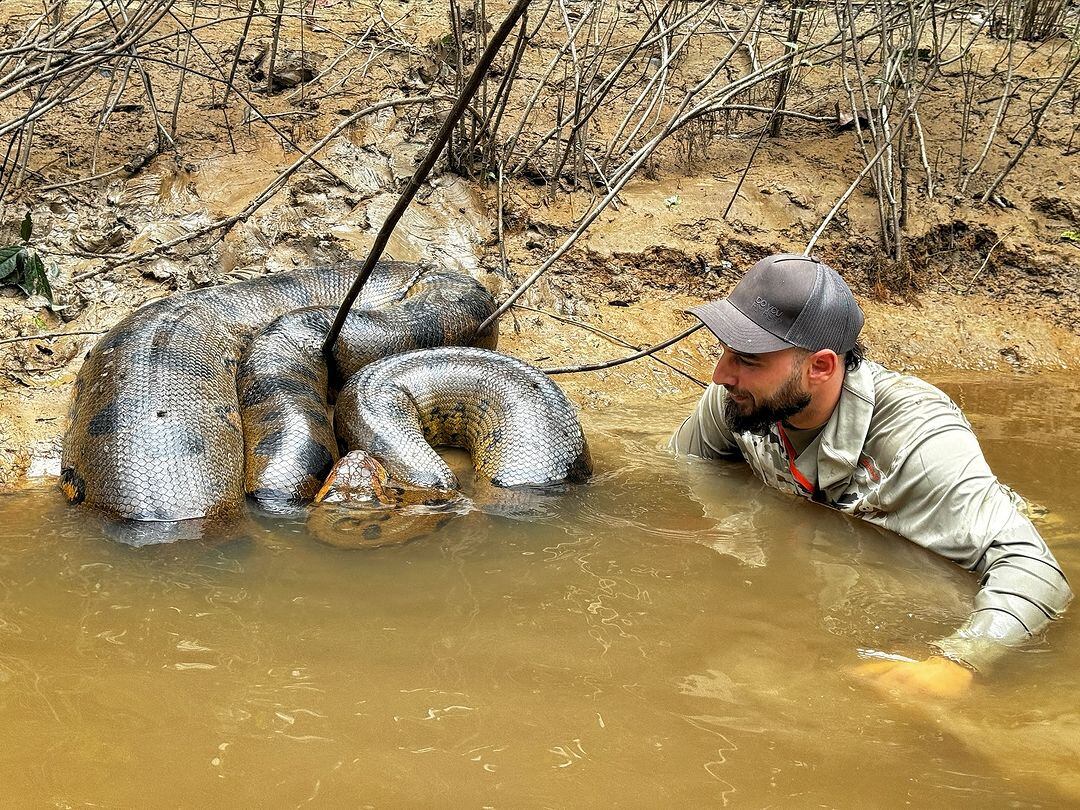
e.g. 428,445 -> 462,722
806,349 -> 839,384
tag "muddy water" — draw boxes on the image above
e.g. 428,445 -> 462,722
1,374 -> 1078,806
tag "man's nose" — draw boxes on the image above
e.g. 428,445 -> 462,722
712,352 -> 736,386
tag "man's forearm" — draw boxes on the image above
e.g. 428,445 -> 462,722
932,526 -> 1072,670
883,434 -> 1072,672
932,609 -> 1036,671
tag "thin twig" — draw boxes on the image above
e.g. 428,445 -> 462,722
543,323 -> 705,375
0,330 -> 107,347
964,234 -> 1005,291
477,1 -> 769,334
221,0 -> 260,111
724,99 -> 782,219
514,303 -> 706,386
38,164 -> 127,190
266,0 -> 286,96
981,50 -> 1080,202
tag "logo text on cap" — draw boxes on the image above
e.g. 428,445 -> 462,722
754,296 -> 783,320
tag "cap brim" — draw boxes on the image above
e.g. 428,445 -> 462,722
688,299 -> 795,354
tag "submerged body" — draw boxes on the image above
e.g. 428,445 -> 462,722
675,252 -> 1071,696
672,358 -> 1072,670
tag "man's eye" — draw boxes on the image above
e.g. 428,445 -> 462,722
720,347 -> 757,367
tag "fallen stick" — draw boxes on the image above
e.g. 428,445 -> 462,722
0,330 -> 107,347
513,303 -> 707,386
320,0 -> 534,357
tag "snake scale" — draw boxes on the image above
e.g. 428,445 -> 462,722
61,261 -> 590,527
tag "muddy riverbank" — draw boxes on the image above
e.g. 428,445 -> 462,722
3,155 -> 1080,488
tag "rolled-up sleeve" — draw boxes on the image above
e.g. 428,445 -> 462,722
876,427 -> 1072,670
669,384 -> 742,459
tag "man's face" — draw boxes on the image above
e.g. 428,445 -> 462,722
712,344 -> 810,435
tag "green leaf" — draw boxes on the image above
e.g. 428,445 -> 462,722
32,254 -> 53,303
0,245 -> 53,302
17,250 -> 52,303
1062,230 -> 1080,243
0,244 -> 23,281
19,211 -> 32,243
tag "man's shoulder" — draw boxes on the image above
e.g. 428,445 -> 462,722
864,361 -> 956,408
858,361 -> 972,452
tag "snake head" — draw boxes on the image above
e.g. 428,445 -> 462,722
310,450 -> 467,549
315,450 -> 458,508
314,450 -> 394,506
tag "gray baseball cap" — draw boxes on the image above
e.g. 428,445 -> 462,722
689,254 -> 864,354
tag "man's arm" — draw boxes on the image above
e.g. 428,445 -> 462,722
669,384 -> 742,459
874,425 -> 1072,672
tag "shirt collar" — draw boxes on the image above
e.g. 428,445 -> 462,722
814,360 -> 877,493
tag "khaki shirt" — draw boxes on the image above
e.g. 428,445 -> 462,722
670,360 -> 1072,671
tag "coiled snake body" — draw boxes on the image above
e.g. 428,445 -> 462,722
61,261 -> 590,528
328,346 -> 592,495
313,347 -> 592,548
61,261 -> 497,521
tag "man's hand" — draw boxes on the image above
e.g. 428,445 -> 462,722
851,655 -> 974,699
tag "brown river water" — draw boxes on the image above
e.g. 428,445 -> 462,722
1,373 -> 1077,807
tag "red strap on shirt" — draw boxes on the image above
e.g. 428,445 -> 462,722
776,421 -> 816,496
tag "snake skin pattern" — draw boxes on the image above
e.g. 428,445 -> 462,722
328,346 -> 592,497
61,261 -> 496,522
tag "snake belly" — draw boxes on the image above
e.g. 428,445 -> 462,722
332,346 -> 592,492
61,262 -> 496,521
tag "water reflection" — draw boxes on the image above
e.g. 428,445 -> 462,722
0,372 -> 1077,805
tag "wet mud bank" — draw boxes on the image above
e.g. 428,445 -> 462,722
3,152 -> 1080,490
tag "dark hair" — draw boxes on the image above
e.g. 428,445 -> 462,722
844,341 -> 865,372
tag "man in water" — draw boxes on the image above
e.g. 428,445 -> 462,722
670,253 -> 1072,697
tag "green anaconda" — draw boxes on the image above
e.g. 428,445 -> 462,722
60,261 -> 498,522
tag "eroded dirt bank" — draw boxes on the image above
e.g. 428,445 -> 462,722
2,141 -> 1079,488
3,190 -> 1079,490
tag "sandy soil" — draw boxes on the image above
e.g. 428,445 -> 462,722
1,0 -> 1079,487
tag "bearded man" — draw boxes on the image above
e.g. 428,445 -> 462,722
670,253 -> 1072,697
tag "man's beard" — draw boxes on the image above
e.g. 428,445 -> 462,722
723,368 -> 811,435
